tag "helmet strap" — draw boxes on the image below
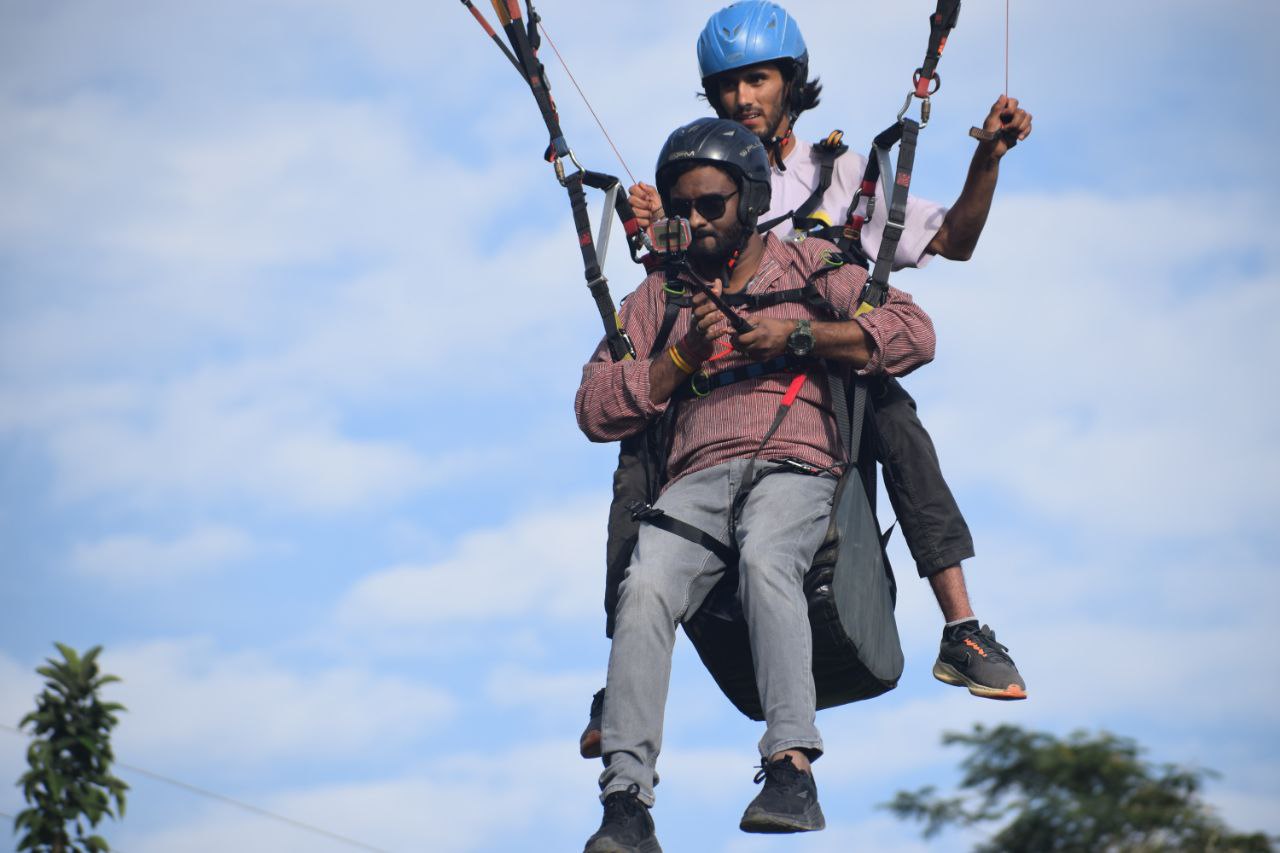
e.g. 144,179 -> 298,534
766,126 -> 794,172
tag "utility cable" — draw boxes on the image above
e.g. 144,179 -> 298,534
1,724 -> 389,853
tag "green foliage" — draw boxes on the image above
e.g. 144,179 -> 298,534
884,724 -> 1275,853
14,644 -> 128,853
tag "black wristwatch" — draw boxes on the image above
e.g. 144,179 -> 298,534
787,319 -> 815,357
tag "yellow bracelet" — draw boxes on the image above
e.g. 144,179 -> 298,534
668,344 -> 696,375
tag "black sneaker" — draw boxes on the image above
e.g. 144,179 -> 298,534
579,687 -> 604,759
584,784 -> 662,853
933,621 -> 1027,700
739,754 -> 826,834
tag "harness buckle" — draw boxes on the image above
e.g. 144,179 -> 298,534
626,500 -> 663,522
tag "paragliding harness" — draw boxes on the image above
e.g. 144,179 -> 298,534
607,222 -> 905,719
464,0 -> 967,719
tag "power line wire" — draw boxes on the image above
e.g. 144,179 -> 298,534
1,724 -> 389,853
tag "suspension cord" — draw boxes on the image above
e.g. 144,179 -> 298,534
1005,0 -> 1010,96
537,20 -> 638,186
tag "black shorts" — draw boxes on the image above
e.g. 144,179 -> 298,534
870,378 -> 975,578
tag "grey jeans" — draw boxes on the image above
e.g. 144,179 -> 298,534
599,459 -> 836,806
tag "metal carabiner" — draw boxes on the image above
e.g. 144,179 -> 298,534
896,91 -> 933,129
552,147 -> 586,186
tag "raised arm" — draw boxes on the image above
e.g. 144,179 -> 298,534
927,95 -> 1033,261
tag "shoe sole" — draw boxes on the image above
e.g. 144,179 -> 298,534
933,660 -> 1027,700
580,728 -> 602,759
740,805 -> 826,834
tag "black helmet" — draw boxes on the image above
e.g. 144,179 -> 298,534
654,118 -> 772,226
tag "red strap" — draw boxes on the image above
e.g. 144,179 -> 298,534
781,373 -> 807,407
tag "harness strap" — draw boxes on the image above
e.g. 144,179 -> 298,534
794,131 -> 848,225
867,119 -> 920,304
651,290 -> 692,359
468,0 -> 645,365
673,355 -> 805,402
917,0 -> 963,98
626,500 -> 737,566
755,209 -> 795,234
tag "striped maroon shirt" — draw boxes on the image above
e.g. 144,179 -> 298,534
575,234 -> 935,487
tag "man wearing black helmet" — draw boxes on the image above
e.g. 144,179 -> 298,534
617,0 -> 1031,728
576,117 -> 937,849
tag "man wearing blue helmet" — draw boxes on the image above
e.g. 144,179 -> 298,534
578,116 -> 938,850
589,0 -> 1030,760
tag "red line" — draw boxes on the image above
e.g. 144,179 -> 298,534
538,21 -> 638,186
1005,0 -> 1010,95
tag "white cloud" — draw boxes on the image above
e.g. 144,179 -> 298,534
896,190 -> 1279,542
71,525 -> 258,581
47,400 -> 436,513
107,639 -> 456,771
337,495 -> 608,629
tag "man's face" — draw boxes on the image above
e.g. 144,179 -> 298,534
713,61 -> 789,140
668,165 -> 746,266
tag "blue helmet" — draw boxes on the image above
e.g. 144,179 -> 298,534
696,1 -> 809,85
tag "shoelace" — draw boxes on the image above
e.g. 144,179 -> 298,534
753,755 -> 804,789
961,625 -> 1013,663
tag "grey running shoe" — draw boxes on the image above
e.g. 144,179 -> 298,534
584,784 -> 662,853
579,687 -> 604,759
739,754 -> 826,834
933,621 -> 1027,700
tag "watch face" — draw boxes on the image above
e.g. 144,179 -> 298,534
788,321 -> 815,356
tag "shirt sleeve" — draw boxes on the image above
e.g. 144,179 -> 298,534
852,284 -> 936,377
574,278 -> 672,443
861,191 -> 947,271
808,253 -> 935,378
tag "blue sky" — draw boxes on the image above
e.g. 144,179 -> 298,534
2,1 -> 1277,851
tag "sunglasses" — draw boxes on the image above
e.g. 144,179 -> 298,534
666,190 -> 739,222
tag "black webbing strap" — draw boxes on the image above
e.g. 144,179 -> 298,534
626,500 -> 737,565
755,131 -> 849,237
866,118 -> 920,303
756,209 -> 795,234
916,0 -> 963,98
565,170 -> 628,358
828,369 -> 854,463
651,285 -> 691,359
722,287 -> 823,312
477,1 -> 641,364
672,355 -> 807,402
794,131 -> 849,225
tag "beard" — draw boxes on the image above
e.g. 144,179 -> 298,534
732,86 -> 789,143
688,215 -> 749,270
